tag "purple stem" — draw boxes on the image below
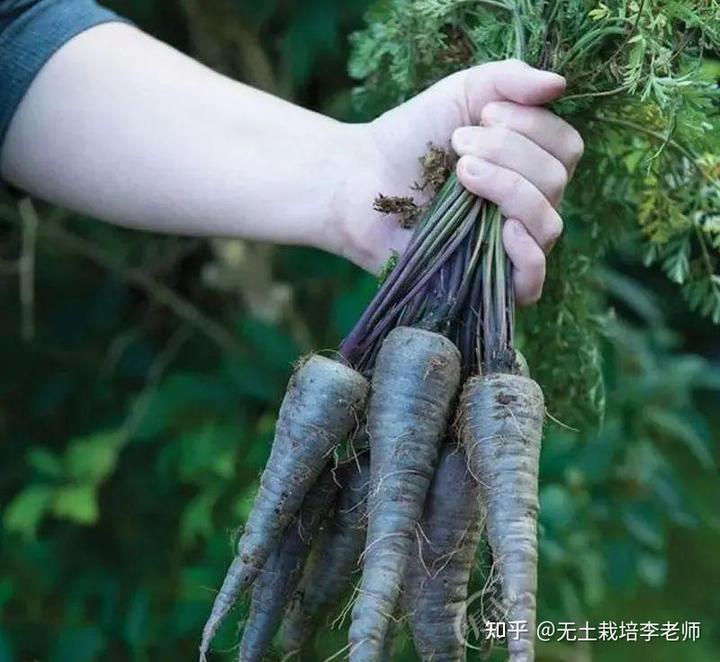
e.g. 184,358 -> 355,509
348,210 -> 477,361
339,185 -> 466,360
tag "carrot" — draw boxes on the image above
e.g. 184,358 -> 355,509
238,461 -> 342,661
402,442 -> 483,661
200,355 -> 368,661
279,452 -> 370,655
349,326 -> 461,661
380,617 -> 398,662
459,373 -> 544,662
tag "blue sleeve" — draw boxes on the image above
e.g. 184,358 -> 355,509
0,0 -> 129,151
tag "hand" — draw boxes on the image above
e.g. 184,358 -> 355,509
335,59 -> 584,305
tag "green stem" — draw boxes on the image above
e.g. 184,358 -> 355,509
478,205 -> 515,373
554,26 -> 625,72
561,85 -> 627,102
598,116 -> 699,164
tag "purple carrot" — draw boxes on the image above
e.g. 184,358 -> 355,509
199,355 -> 368,660
280,452 -> 370,655
459,373 -> 544,662
403,442 -> 484,661
238,461 -> 343,661
349,326 -> 461,661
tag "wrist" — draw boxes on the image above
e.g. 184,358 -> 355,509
311,121 -> 386,271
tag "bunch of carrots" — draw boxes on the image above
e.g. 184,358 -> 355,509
199,1 -> 718,660
199,157 -> 544,662
201,172 -> 544,662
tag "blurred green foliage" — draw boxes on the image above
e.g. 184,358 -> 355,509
0,1 -> 718,661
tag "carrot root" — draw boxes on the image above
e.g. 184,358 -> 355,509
403,442 -> 484,662
280,452 -> 370,654
238,462 -> 342,661
199,355 -> 368,660
459,373 -> 544,662
349,327 -> 461,661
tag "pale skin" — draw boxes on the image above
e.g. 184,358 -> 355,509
0,23 -> 583,304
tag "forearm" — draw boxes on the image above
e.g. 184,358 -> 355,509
0,22 -> 361,252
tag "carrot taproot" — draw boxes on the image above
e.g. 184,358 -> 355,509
402,442 -> 483,661
200,355 -> 368,661
279,452 -> 370,655
459,373 -> 544,662
349,326 -> 461,661
238,460 -> 343,661
380,616 -> 398,662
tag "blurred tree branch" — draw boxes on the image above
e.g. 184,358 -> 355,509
0,199 -> 243,355
120,324 -> 193,443
44,222 -> 243,355
17,197 -> 38,341
178,0 -> 279,94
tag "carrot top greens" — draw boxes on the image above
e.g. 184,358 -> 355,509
346,0 -> 720,425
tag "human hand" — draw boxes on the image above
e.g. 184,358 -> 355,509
334,59 -> 584,305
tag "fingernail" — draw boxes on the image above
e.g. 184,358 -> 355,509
452,127 -> 474,150
463,156 -> 487,177
543,70 -> 566,87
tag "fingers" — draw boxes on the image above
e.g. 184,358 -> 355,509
463,60 -> 566,123
456,156 -> 563,253
452,125 -> 568,206
503,219 -> 546,305
453,61 -> 578,306
481,101 -> 584,176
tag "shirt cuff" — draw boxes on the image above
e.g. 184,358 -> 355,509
0,0 -> 130,156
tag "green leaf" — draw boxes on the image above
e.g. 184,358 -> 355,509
233,481 -> 263,523
64,431 -> 122,485
558,579 -> 584,619
605,538 -> 640,591
221,359 -> 282,402
645,407 -> 715,469
123,589 -> 150,650
539,537 -> 567,565
26,447 -> 63,479
638,553 -> 668,588
0,580 -> 13,612
651,464 -> 695,527
51,484 -> 99,525
175,422 -> 240,484
238,317 -> 299,373
539,484 -> 576,530
600,267 -> 663,326
331,275 -> 376,337
622,148 -> 647,173
180,489 -> 221,547
134,372 -> 238,441
3,484 -> 54,539
622,502 -> 665,550
0,629 -> 13,662
662,238 -> 691,284
50,626 -> 105,662
578,550 -> 606,606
